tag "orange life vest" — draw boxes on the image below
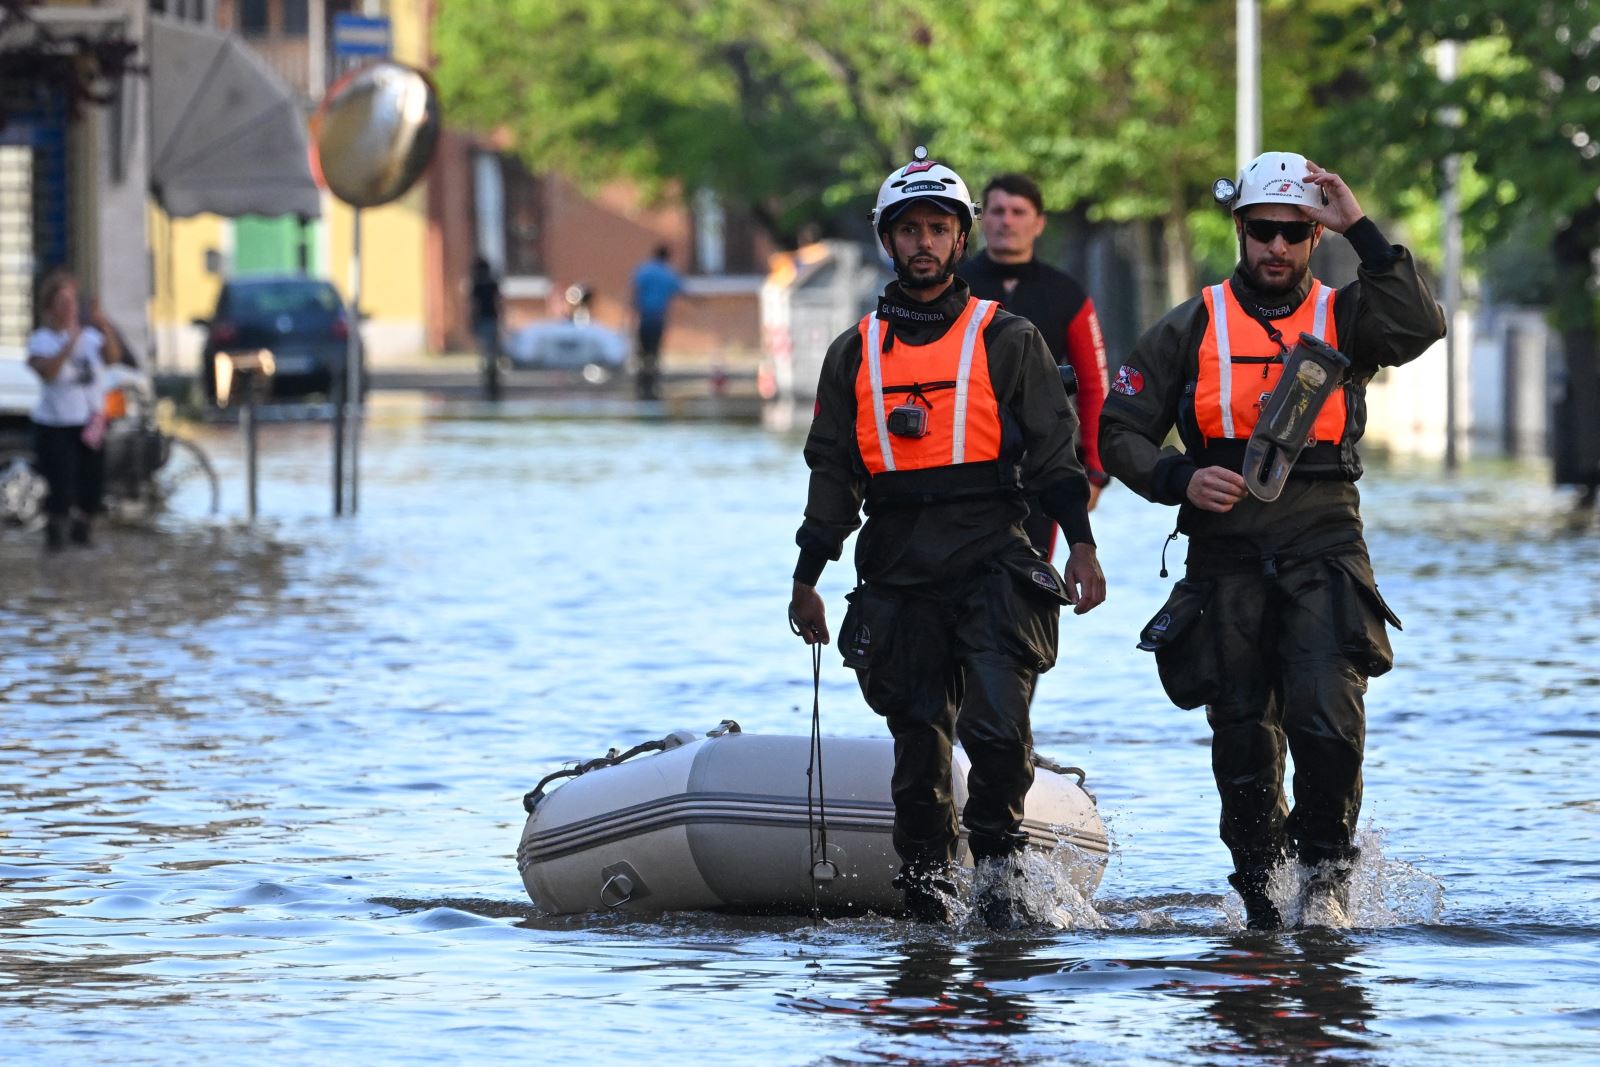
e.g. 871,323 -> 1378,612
1196,280 -> 1344,443
855,298 -> 1002,475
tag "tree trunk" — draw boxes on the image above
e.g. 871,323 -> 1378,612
1163,202 -> 1196,307
1124,218 -> 1165,333
1549,204 -> 1600,487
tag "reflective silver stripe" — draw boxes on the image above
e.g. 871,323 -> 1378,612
1311,282 -> 1333,341
950,300 -> 992,464
1210,284 -> 1235,437
865,314 -> 895,472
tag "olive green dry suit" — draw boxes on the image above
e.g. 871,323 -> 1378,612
794,278 -> 1093,877
1100,217 -> 1445,901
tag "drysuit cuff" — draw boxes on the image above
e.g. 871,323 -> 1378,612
793,548 -> 828,587
1039,478 -> 1095,548
1344,216 -> 1398,270
1154,455 -> 1199,506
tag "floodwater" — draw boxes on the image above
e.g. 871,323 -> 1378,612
2,404 -> 1598,1065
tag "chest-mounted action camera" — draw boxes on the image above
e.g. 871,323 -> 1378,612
886,404 -> 929,438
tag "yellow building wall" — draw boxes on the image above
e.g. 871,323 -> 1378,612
147,208 -> 230,371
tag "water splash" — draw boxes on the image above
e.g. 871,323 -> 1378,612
948,842 -> 1109,932
1221,824 -> 1446,931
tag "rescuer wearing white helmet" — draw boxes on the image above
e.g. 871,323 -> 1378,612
787,148 -> 1105,929
869,147 -> 982,289
1101,152 -> 1446,931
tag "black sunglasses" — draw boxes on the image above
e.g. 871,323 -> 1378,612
1244,219 -> 1317,245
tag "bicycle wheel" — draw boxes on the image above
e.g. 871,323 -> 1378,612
0,451 -> 46,530
152,436 -> 221,517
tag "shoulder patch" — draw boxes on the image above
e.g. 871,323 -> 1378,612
1111,365 -> 1144,396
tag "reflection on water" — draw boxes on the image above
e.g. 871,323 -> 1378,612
1,419 -> 1598,1064
1176,933 -> 1377,1062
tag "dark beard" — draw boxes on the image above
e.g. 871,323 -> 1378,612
1246,259 -> 1309,298
892,246 -> 962,291
1237,234 -> 1309,298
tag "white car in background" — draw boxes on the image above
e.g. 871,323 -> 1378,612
503,319 -> 629,382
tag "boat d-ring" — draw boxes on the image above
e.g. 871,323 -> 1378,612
600,874 -> 634,908
599,861 -> 649,909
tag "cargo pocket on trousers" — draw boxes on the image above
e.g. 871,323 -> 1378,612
1326,554 -> 1402,677
985,554 -> 1072,672
839,585 -> 892,671
1137,578 -> 1220,710
839,585 -> 925,717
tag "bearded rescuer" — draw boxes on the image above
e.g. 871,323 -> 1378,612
787,149 -> 1106,929
1099,152 -> 1445,930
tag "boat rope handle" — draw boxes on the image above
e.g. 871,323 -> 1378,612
522,738 -> 669,813
1032,752 -> 1087,787
521,722 -> 744,813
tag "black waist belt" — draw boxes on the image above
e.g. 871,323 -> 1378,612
865,460 -> 1020,511
1186,535 -> 1364,577
1194,439 -> 1352,479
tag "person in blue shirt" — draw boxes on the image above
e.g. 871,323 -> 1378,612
631,245 -> 685,400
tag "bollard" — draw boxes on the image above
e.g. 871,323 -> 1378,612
242,392 -> 258,520
216,350 -> 274,521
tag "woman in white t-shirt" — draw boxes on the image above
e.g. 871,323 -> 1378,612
26,269 -> 124,550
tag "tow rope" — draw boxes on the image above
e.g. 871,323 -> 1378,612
793,619 -> 837,919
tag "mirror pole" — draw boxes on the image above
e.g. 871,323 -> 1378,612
345,208 -> 364,516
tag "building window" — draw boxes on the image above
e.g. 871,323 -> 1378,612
239,0 -> 269,34
150,0 -> 206,17
501,158 -> 544,278
472,152 -> 545,279
283,0 -> 309,34
0,145 -> 34,348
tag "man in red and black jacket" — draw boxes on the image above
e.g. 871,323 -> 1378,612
958,174 -> 1111,559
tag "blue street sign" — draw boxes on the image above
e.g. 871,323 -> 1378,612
332,14 -> 391,58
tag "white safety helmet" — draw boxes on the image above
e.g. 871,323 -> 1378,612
1213,151 -> 1328,213
870,146 -> 981,234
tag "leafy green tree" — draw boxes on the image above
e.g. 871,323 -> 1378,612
921,0 -> 1366,300
1321,0 -> 1599,481
432,0 -> 932,245
433,0 -> 1365,282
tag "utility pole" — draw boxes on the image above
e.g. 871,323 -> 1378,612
1437,40 -> 1463,472
1236,0 -> 1260,172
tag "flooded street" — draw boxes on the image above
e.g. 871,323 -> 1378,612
3,407 -> 1598,1065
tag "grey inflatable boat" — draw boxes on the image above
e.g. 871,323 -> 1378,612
516,721 -> 1109,917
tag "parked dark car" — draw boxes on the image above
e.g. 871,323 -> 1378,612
194,276 -> 361,404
